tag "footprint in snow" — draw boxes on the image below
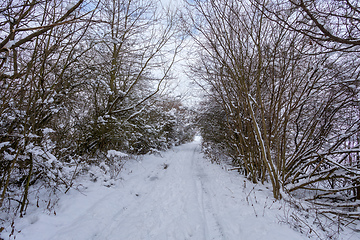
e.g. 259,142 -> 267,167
149,176 -> 159,181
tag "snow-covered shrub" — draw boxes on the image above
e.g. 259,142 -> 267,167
0,0 -> 191,230
103,150 -> 128,180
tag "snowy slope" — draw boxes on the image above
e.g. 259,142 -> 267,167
6,140 -> 309,240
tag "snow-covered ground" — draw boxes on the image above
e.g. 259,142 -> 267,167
3,140 -> 358,240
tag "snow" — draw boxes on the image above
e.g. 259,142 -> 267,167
42,128 -> 55,134
2,141 -> 323,240
0,141 -> 10,149
65,3 -> 76,11
107,150 -> 128,158
5,40 -> 15,48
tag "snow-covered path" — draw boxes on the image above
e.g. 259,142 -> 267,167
12,141 -> 306,240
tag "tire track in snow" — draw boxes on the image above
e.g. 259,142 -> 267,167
12,141 -> 310,240
98,144 -> 208,240
192,145 -> 226,240
96,143 -> 227,240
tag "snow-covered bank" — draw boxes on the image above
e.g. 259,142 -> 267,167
2,141 -> 357,239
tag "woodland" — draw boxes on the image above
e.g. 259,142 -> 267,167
0,0 -> 359,237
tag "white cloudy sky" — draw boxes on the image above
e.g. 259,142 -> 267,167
158,0 -> 204,107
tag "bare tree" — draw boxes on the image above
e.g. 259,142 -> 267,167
0,0 -> 188,227
289,0 -> 360,47
254,0 -> 360,51
74,0 -> 184,154
0,0 -> 95,213
189,0 -> 360,224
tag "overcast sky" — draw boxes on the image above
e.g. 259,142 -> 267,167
158,0 -> 204,107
